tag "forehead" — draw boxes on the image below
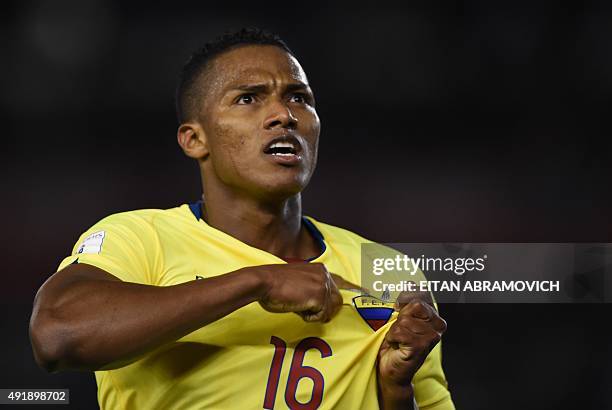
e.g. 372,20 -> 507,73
208,45 -> 309,91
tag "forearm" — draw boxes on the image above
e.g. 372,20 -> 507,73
30,265 -> 265,372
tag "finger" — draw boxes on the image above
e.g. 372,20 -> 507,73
297,293 -> 326,322
322,283 -> 342,318
399,300 -> 434,321
320,275 -> 332,322
395,289 -> 435,311
299,304 -> 327,322
430,315 -> 448,334
321,299 -> 341,323
399,300 -> 447,334
394,343 -> 420,362
330,273 -> 369,293
300,311 -> 323,322
385,322 -> 417,346
323,277 -> 343,322
302,274 -> 334,323
386,323 -> 442,353
395,315 -> 437,336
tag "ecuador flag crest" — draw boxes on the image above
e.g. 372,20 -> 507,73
352,295 -> 395,331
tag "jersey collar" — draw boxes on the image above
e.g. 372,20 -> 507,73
187,200 -> 326,262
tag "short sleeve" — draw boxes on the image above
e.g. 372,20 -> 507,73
56,211 -> 163,285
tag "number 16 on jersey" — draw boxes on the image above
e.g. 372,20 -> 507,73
263,336 -> 332,410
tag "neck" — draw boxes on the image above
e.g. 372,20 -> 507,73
200,179 -> 318,260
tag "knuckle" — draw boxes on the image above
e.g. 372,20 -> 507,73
414,301 -> 428,313
439,318 -> 448,333
388,323 -> 401,338
304,315 -> 318,323
404,301 -> 421,313
398,315 -> 413,328
391,324 -> 408,340
399,332 -> 415,346
387,331 -> 401,345
307,296 -> 322,309
396,307 -> 410,319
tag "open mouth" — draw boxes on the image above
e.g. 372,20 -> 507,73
263,135 -> 302,157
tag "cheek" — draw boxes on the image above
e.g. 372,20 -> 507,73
211,121 -> 245,155
303,111 -> 321,158
209,122 -> 257,175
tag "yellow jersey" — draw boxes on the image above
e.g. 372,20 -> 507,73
57,203 -> 454,410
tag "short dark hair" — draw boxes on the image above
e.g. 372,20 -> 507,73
175,27 -> 294,123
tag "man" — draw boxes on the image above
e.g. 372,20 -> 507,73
30,28 -> 454,409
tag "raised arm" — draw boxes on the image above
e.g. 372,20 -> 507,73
30,262 -> 341,372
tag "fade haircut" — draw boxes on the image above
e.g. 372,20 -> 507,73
175,27 -> 294,123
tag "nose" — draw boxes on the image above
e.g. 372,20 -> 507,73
263,100 -> 298,130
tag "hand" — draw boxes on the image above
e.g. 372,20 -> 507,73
329,273 -> 369,295
377,291 -> 447,387
251,263 -> 343,323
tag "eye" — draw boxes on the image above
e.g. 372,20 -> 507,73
288,93 -> 308,104
236,94 -> 256,105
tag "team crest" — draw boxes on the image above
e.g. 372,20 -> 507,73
352,295 -> 395,331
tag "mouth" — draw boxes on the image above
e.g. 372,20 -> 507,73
262,135 -> 303,165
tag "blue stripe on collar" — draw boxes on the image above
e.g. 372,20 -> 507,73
187,200 -> 326,260
188,200 -> 203,220
301,216 -> 326,261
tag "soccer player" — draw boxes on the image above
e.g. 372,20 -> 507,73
30,29 -> 454,410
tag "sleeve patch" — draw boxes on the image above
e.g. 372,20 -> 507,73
77,230 -> 106,254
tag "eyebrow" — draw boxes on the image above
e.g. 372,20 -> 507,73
285,82 -> 311,93
229,82 -> 311,94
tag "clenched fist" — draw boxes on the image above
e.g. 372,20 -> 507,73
377,291 -> 447,407
251,263 -> 344,323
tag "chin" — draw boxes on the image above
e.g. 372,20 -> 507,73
268,182 -> 306,199
254,176 -> 309,200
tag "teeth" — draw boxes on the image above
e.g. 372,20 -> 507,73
270,142 -> 295,149
272,152 -> 295,156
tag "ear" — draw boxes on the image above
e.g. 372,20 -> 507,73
177,122 -> 209,160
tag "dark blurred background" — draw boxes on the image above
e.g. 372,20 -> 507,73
2,0 -> 611,409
